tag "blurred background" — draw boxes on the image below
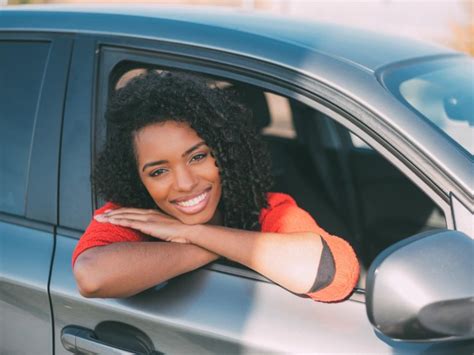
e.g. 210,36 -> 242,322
4,0 -> 473,56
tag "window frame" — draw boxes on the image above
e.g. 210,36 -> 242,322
58,35 -> 98,232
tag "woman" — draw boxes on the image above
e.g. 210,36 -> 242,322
72,71 -> 359,302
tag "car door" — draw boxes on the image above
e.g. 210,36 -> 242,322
0,33 -> 72,354
49,34 -> 460,354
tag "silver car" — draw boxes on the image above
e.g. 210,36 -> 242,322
1,5 -> 473,354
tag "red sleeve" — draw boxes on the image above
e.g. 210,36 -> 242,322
71,202 -> 149,267
259,193 -> 360,302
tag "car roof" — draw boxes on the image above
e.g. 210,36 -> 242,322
0,4 -> 455,72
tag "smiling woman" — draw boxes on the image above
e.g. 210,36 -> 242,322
72,70 -> 359,301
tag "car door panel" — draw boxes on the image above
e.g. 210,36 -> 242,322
52,235 -> 251,354
50,234 -> 435,354
0,222 -> 54,355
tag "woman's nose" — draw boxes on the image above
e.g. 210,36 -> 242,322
173,166 -> 198,192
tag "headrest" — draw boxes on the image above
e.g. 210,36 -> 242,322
226,84 -> 271,131
290,99 -> 314,144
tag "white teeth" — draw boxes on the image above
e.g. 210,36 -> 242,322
176,191 -> 207,207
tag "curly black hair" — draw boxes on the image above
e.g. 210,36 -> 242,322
94,70 -> 273,231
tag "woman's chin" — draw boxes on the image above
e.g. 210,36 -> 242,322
173,208 -> 221,226
177,212 -> 213,225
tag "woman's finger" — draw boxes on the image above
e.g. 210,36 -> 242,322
105,217 -> 143,230
95,212 -> 150,223
96,210 -> 170,222
106,217 -> 168,240
103,208 -> 169,219
103,207 -> 155,216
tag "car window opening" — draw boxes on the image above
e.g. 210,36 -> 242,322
101,64 -> 447,289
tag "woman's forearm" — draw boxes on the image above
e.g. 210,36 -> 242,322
188,225 -> 323,294
88,210 -> 324,295
73,242 -> 218,298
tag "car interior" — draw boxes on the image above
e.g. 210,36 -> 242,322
105,65 -> 447,289
218,79 -> 447,273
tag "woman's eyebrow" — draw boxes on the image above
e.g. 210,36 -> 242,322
142,159 -> 167,172
141,141 -> 207,172
182,141 -> 206,157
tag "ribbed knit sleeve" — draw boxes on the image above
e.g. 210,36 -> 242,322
71,202 -> 149,267
259,193 -> 360,302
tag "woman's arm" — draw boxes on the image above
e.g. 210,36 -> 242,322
73,242 -> 218,298
98,209 -> 324,295
188,225 -> 323,294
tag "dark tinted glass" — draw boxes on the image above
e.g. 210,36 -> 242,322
0,41 -> 50,215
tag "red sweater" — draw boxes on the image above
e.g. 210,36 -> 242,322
73,192 -> 359,302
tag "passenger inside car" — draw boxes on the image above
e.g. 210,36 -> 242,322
72,70 -> 360,301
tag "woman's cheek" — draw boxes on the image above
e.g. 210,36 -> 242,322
204,158 -> 221,179
144,178 -> 171,205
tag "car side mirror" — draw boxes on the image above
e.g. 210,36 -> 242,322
366,229 -> 474,342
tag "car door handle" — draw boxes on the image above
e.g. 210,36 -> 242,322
61,326 -> 137,354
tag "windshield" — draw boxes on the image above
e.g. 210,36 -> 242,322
381,57 -> 474,156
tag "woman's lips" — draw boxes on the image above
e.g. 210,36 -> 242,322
171,187 -> 212,215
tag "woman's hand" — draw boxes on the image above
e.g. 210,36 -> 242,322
95,208 -> 191,244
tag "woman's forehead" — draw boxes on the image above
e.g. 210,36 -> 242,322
134,121 -> 205,160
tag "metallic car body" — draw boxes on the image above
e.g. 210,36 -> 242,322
1,5 -> 472,354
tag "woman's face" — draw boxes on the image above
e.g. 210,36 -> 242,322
134,121 -> 222,225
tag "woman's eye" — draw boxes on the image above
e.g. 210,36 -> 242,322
191,153 -> 207,162
150,168 -> 167,177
